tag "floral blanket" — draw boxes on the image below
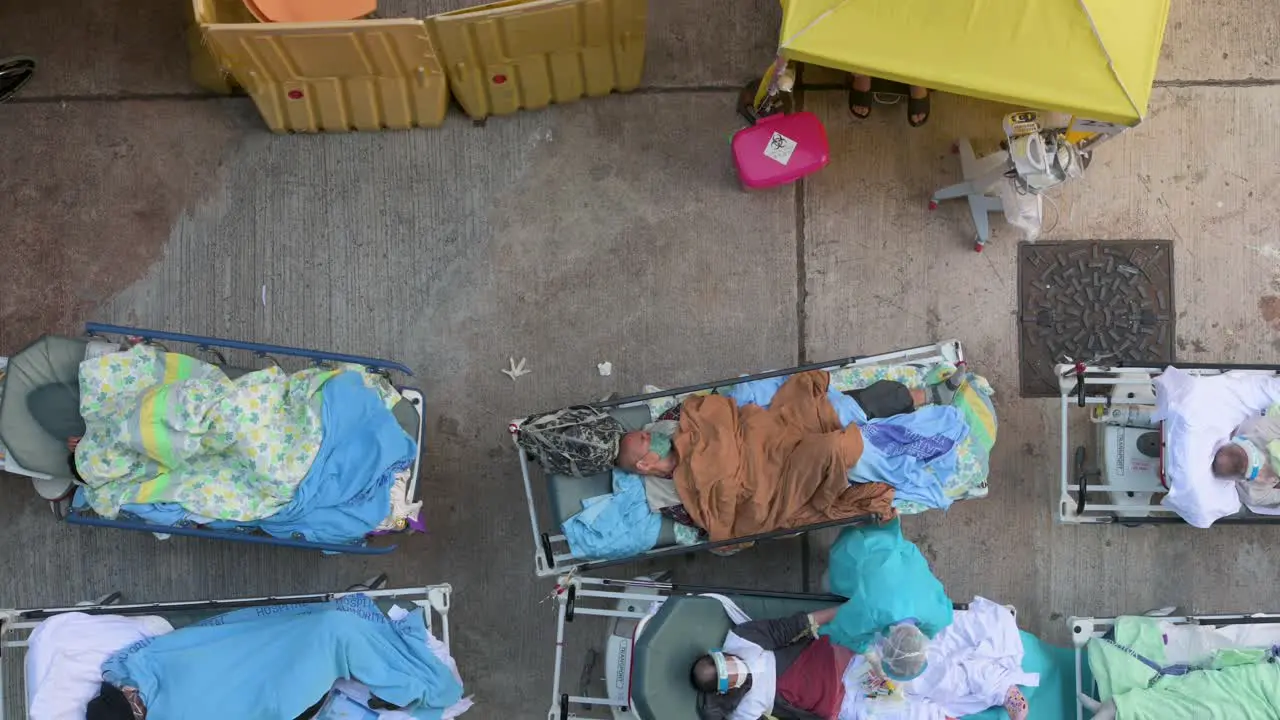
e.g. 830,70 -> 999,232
76,344 -> 398,521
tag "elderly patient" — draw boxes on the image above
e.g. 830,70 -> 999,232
1211,403 -> 1280,509
618,379 -> 926,478
692,605 -> 927,720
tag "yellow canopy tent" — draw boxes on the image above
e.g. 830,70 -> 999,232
767,0 -> 1169,128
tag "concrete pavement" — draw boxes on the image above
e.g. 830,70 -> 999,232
3,0 -> 1279,715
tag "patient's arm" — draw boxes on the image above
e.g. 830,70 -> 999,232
733,612 -> 813,650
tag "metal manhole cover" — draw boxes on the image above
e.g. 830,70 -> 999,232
1017,240 -> 1175,397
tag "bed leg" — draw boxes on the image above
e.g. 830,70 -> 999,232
559,693 -> 569,720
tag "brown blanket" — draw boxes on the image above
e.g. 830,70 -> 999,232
672,370 -> 895,541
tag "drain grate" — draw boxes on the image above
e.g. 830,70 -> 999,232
1017,240 -> 1175,397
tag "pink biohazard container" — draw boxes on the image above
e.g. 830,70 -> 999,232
731,111 -> 830,190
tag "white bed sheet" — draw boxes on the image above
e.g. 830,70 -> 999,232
1154,367 -> 1280,527
25,612 -> 173,720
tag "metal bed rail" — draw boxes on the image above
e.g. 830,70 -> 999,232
57,323 -> 427,553
1056,360 -> 1280,525
1068,611 -> 1280,720
0,581 -> 452,718
517,339 -> 967,577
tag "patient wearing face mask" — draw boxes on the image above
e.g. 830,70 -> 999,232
690,608 -> 941,720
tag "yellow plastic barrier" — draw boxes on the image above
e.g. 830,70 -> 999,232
191,0 -> 648,133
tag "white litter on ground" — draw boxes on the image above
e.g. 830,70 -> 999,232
502,357 -> 530,380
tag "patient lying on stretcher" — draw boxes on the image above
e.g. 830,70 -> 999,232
612,373 -> 966,541
1211,403 -> 1280,510
83,594 -> 465,720
617,380 -> 929,480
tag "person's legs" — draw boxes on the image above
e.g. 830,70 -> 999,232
849,73 -> 872,119
907,85 -> 930,126
844,380 -> 919,419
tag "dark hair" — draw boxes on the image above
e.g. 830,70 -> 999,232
86,682 -> 135,720
690,654 -> 720,693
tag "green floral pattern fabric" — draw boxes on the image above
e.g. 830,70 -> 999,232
76,344 -> 401,521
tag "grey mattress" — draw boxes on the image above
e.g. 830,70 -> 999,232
0,338 -> 419,480
631,594 -> 841,720
544,403 -> 679,549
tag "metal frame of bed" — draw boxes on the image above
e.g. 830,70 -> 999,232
1068,610 -> 1280,720
546,576 -> 852,720
1055,359 -> 1280,525
0,322 -> 427,554
548,576 -> 976,720
514,340 -> 967,577
0,578 -> 453,719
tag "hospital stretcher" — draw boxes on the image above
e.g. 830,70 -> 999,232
0,577 -> 453,718
547,576 -> 973,720
1069,610 -> 1280,720
1056,360 -> 1280,525
0,322 -> 426,554
513,340 -> 981,577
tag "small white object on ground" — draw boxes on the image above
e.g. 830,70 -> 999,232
261,284 -> 267,308
502,357 -> 530,380
597,361 -> 612,376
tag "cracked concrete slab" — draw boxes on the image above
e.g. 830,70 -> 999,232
1160,0 -> 1280,81
0,91 -> 801,715
0,0 -> 199,97
800,86 -> 1280,641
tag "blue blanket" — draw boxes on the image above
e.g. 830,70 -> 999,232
725,376 -> 967,510
98,372 -> 416,545
102,594 -> 463,720
562,469 -> 662,559
819,518 -> 953,652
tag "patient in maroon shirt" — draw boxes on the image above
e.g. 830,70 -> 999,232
692,605 -> 850,720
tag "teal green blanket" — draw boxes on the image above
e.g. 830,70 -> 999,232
819,518 -> 953,651
77,344 -> 399,521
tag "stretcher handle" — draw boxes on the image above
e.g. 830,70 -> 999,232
540,532 -> 556,571
1070,360 -> 1088,407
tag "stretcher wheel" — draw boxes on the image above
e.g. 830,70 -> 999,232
928,199 -> 939,210
0,56 -> 36,103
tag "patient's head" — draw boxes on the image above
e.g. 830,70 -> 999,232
691,652 -> 749,694
616,424 -> 678,477
1213,443 -> 1249,479
86,683 -> 135,720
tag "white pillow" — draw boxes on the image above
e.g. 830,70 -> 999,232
26,612 -> 173,720
1154,367 -> 1280,527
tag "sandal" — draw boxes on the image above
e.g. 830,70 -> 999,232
907,89 -> 931,127
848,86 -> 873,120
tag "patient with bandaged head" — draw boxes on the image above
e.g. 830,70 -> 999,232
1210,403 -> 1280,510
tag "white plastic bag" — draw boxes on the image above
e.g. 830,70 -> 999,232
998,177 -> 1044,242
